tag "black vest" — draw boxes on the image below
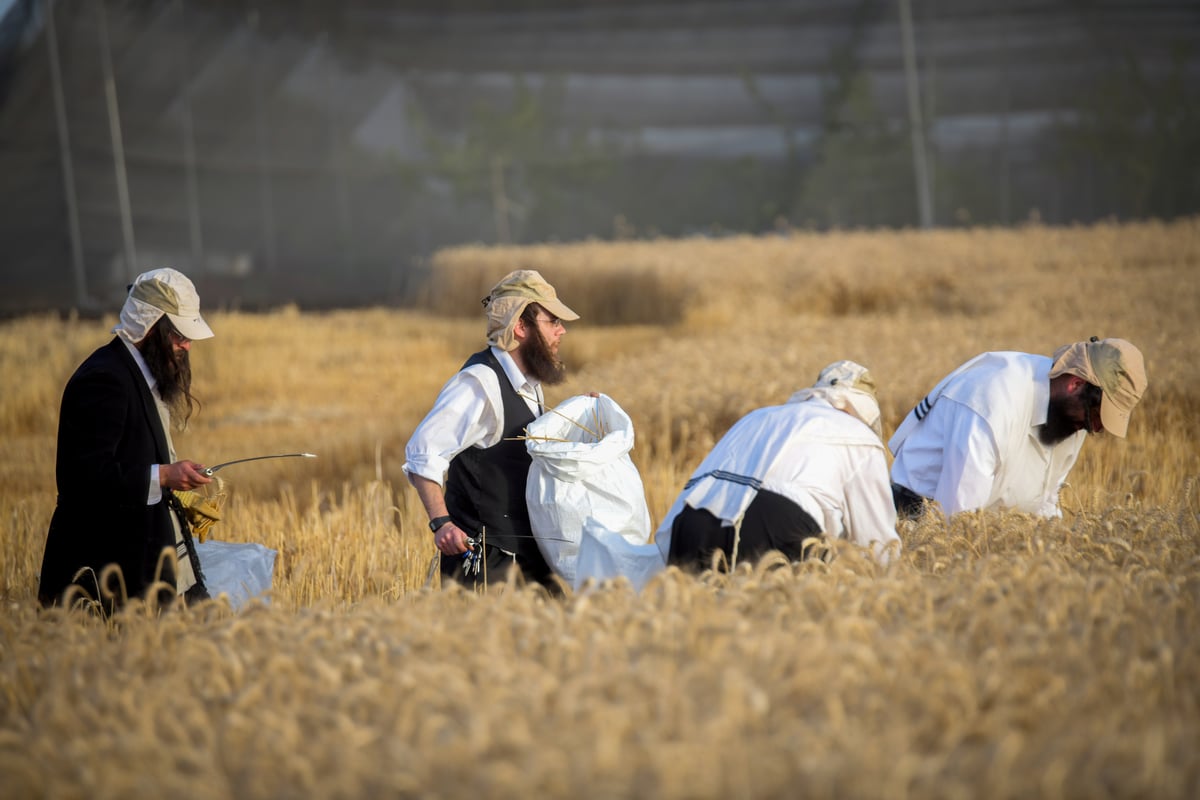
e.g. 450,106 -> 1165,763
444,349 -> 540,559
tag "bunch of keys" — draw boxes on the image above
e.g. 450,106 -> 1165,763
462,535 -> 482,577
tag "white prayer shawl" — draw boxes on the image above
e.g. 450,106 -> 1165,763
889,351 -> 1086,517
655,396 -> 899,565
890,351 -> 995,451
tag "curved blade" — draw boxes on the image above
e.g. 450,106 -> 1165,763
202,452 -> 317,477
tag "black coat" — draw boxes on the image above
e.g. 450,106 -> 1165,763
38,338 -> 187,608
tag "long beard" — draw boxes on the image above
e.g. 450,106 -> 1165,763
521,322 -> 567,386
140,327 -> 195,426
1038,395 -> 1081,446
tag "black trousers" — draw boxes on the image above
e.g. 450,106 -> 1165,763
440,542 -> 558,592
666,489 -> 823,572
891,482 -> 929,521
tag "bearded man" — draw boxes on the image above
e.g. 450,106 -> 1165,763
404,270 -> 578,590
889,338 -> 1147,519
38,268 -> 215,611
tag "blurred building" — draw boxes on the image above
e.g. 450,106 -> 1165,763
1,0 -> 1197,312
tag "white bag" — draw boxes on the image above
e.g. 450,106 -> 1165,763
196,540 -> 277,610
526,394 -> 652,585
574,519 -> 666,593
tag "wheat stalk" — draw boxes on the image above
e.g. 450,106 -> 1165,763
520,394 -> 603,441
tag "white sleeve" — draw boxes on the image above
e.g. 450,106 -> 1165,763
842,446 -> 901,566
402,366 -> 504,486
1040,470 -> 1072,518
932,399 -> 999,516
1039,493 -> 1064,519
148,465 -> 162,505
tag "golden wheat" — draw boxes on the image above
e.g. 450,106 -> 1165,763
1,218 -> 1197,798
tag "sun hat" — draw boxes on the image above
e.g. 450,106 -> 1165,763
1049,337 -> 1146,438
789,360 -> 883,438
483,270 -> 579,351
113,268 -> 214,344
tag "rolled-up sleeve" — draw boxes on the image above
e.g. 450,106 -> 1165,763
402,366 -> 503,486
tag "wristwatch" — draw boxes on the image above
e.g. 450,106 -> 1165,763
428,515 -> 453,533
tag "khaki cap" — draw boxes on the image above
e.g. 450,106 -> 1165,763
1050,337 -> 1147,437
486,270 -> 579,322
483,270 -> 578,351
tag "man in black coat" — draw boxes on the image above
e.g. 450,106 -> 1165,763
39,268 -> 215,611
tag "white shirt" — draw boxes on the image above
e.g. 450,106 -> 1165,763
403,347 -> 544,487
889,351 -> 1085,517
119,337 -> 169,505
655,397 -> 900,566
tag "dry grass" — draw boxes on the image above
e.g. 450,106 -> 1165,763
1,218 -> 1198,797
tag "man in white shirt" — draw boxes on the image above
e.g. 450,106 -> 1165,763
657,361 -> 901,571
889,337 -> 1147,519
404,270 -> 579,590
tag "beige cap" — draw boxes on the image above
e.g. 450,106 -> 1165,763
789,360 -> 883,438
483,270 -> 579,351
1049,337 -> 1146,437
114,268 -> 214,343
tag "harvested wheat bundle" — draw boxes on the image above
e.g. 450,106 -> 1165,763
175,476 -> 227,543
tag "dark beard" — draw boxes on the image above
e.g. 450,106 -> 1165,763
521,320 -> 567,386
139,322 -> 196,426
1038,395 -> 1080,446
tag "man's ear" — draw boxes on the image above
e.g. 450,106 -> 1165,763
1050,373 -> 1084,399
1064,374 -> 1087,395
512,316 -> 530,344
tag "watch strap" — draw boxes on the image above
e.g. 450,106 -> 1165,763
429,515 -> 453,533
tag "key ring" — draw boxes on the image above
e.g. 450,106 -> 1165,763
462,535 -> 482,576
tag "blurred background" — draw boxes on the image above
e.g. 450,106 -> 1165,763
1,0 -> 1197,315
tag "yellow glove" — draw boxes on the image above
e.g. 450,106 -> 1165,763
175,489 -> 223,543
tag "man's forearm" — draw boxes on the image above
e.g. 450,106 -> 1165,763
408,473 -> 449,520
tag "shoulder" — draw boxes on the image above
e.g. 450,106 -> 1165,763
806,402 -> 884,446
726,402 -> 797,435
444,348 -> 502,387
940,352 -> 1048,441
433,361 -> 502,406
943,352 -> 1044,405
460,362 -> 501,387
68,340 -> 131,386
461,348 -> 495,370
769,401 -> 881,448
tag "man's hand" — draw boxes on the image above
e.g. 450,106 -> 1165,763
160,460 -> 213,491
409,473 -> 471,555
434,520 -> 471,556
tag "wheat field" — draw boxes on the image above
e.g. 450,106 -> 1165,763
1,219 -> 1198,798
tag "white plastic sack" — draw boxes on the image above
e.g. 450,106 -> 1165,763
574,519 -> 666,593
526,393 -> 652,585
196,540 -> 277,610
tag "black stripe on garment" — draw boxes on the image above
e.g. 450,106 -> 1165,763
684,470 -> 763,491
914,394 -> 934,421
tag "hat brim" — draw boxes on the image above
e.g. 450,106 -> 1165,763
536,297 -> 579,322
1099,394 -> 1130,438
166,312 -> 214,341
